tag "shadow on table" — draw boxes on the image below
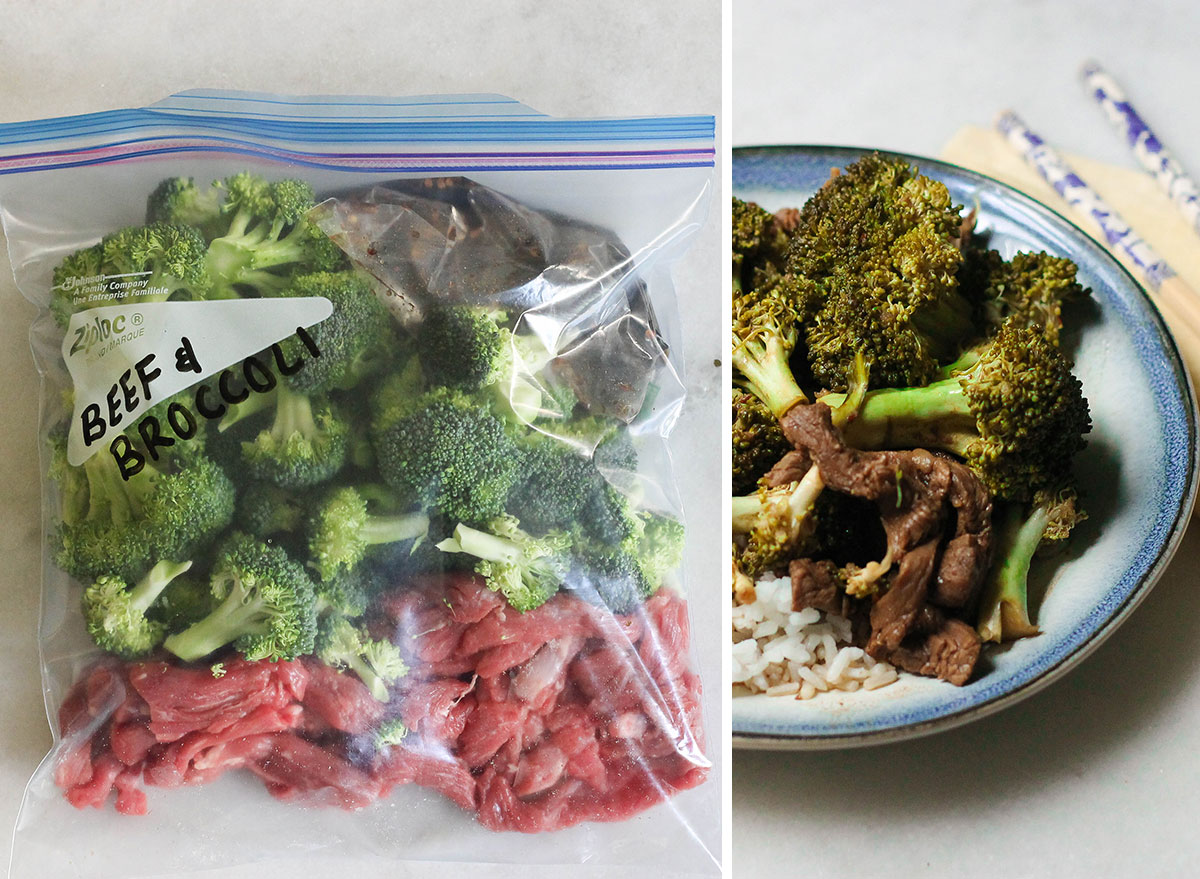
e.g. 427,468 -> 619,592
733,522 -> 1200,829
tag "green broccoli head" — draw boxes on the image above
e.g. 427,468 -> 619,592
315,615 -> 407,702
417,305 -> 509,391
203,173 -> 346,298
145,177 -> 225,235
634,511 -> 686,595
959,247 -> 1089,347
162,532 -> 318,662
374,386 -> 520,525
436,516 -> 571,612
277,271 -> 396,394
504,432 -> 600,534
240,384 -> 349,489
307,485 -> 430,582
51,223 -> 210,326
83,559 -> 193,659
566,545 -> 651,615
732,274 -> 809,419
53,447 -> 234,583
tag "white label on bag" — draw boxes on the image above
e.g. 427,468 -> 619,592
62,297 -> 332,467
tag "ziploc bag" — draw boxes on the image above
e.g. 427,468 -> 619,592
0,91 -> 717,878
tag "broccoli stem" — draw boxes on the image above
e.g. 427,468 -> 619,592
977,503 -> 1047,642
83,451 -> 157,525
128,560 -> 194,615
163,581 -> 269,661
445,525 -> 522,564
731,465 -> 825,533
733,334 -> 807,419
361,513 -> 430,546
272,383 -> 317,442
820,380 -> 977,453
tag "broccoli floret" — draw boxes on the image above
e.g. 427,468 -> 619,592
239,383 -> 349,489
315,615 -> 407,702
307,485 -> 430,582
732,463 -> 826,577
503,432 -> 600,534
236,481 -> 308,540
373,717 -> 409,748
51,223 -> 210,326
417,305 -> 509,390
203,173 -> 346,298
977,486 -> 1086,642
374,387 -> 520,525
276,271 -> 396,394
163,533 -> 318,662
732,389 -> 791,495
436,516 -> 572,612
565,545 -> 651,615
145,177 -> 225,236
943,248 -> 1091,381
823,321 -> 1091,501
83,559 -> 193,659
53,447 -> 235,583
790,154 -> 976,390
553,416 -> 638,473
580,479 -> 646,552
732,261 -> 809,419
634,511 -> 686,595
369,355 -> 426,437
732,197 -> 790,296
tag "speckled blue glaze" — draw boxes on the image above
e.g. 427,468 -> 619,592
733,146 -> 1199,748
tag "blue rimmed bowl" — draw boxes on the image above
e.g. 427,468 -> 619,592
733,145 -> 1199,749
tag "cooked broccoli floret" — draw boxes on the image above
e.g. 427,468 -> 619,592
436,516 -> 572,612
276,271 -> 396,394
315,615 -> 407,702
790,154 -> 976,390
51,223 -> 209,326
145,176 -> 225,236
732,259 -> 810,419
732,197 -> 790,296
83,559 -> 193,659
238,383 -> 349,489
53,446 -> 235,583
203,173 -> 345,298
732,389 -> 791,495
977,486 -> 1086,642
822,321 -> 1091,501
732,463 -> 825,577
163,533 -> 318,662
374,386 -> 520,525
942,248 -> 1092,378
307,485 -> 430,582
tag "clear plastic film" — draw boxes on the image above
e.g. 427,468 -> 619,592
0,91 -> 717,878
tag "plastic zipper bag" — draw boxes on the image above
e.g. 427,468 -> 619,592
0,90 -> 717,878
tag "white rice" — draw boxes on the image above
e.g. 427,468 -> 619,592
732,573 -> 898,699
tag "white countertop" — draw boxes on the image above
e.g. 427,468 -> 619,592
0,4 -> 721,877
734,2 -> 1200,877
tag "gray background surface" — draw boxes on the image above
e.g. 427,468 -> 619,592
0,2 -> 721,877
734,2 -> 1200,878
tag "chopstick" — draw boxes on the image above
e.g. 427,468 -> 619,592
995,110 -> 1200,383
1081,61 -> 1200,237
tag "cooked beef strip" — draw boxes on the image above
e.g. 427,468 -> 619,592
888,617 -> 982,686
789,558 -> 844,616
778,402 -> 993,684
763,449 -> 813,488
